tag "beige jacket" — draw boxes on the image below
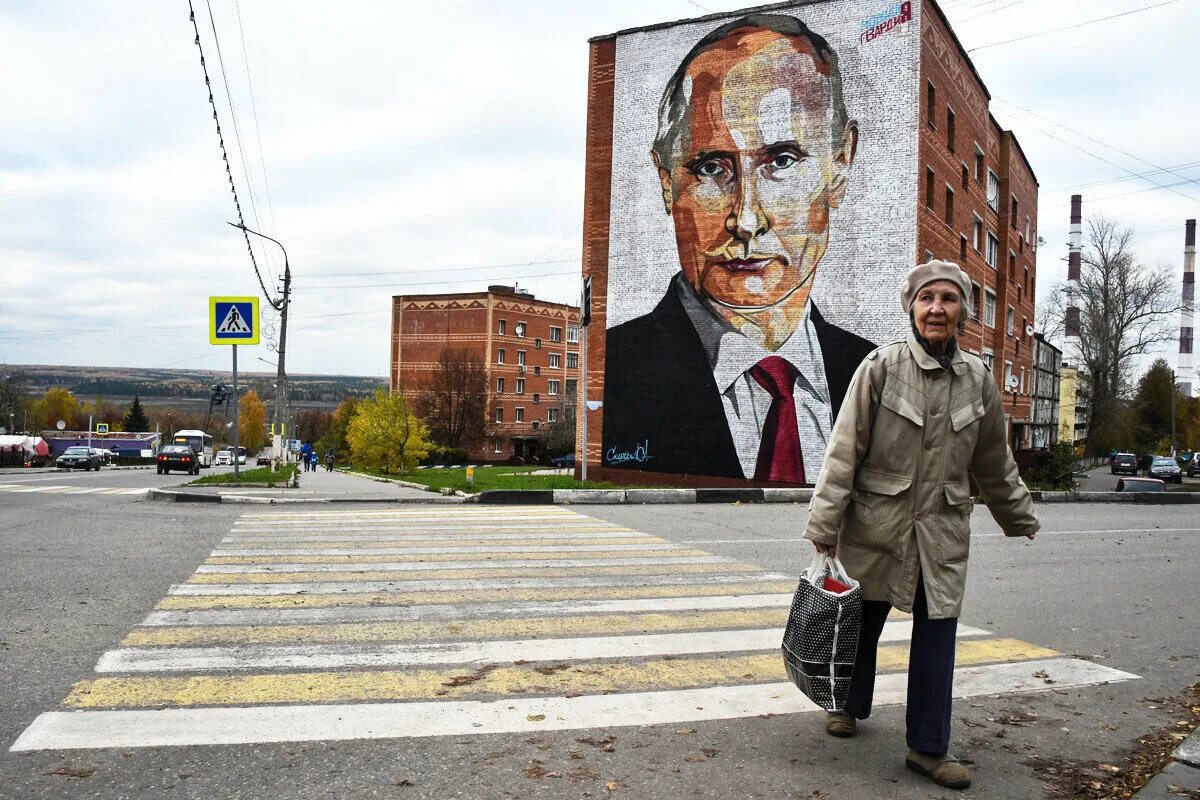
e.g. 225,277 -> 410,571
804,333 -> 1039,618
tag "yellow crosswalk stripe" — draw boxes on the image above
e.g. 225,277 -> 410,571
122,608 -> 789,647
155,581 -> 801,610
184,561 -> 760,584
198,547 -> 709,567
214,536 -> 660,551
65,638 -> 1059,709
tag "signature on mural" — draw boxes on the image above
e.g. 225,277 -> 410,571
859,1 -> 911,44
606,440 -> 652,465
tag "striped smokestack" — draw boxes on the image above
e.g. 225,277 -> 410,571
1180,219 -> 1197,397
1065,195 -> 1083,339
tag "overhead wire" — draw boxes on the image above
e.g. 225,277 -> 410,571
957,0 -> 1033,23
186,0 -> 280,310
202,0 -> 275,291
968,0 -> 1185,52
1042,160 -> 1200,194
305,258 -> 577,280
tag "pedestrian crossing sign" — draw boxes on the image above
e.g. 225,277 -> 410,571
209,296 -> 260,345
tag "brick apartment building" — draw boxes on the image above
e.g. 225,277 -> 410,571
390,286 -> 581,463
917,1 -> 1039,449
579,0 -> 1043,486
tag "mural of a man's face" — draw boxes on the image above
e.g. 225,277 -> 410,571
655,28 -> 858,309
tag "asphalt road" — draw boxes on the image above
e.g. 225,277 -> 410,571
0,470 -> 1196,800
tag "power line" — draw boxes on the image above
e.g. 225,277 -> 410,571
957,0 -> 1033,23
1050,177 -> 1199,208
293,268 -> 578,291
186,0 -> 280,310
1042,159 -> 1200,194
968,0 -> 1185,52
232,0 -> 280,281
305,258 -> 577,279
995,96 -> 1200,195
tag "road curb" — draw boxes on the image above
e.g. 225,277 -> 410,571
1130,730 -> 1200,798
146,488 -> 463,505
1031,490 -> 1200,503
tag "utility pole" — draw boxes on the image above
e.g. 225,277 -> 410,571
228,222 -> 291,462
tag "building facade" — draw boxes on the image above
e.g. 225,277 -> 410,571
1057,365 -> 1089,453
1031,334 -> 1061,449
390,286 -> 580,463
580,0 -> 1041,486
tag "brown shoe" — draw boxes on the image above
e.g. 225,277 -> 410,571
905,750 -> 971,790
824,712 -> 856,738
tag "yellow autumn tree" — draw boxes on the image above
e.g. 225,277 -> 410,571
237,389 -> 268,454
33,387 -> 80,431
347,389 -> 430,474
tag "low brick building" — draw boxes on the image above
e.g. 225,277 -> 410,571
390,286 -> 581,463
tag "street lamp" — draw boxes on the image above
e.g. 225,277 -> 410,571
228,222 -> 291,461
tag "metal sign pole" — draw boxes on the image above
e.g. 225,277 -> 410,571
232,344 -> 240,479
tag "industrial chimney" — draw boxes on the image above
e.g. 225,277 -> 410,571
1180,219 -> 1197,397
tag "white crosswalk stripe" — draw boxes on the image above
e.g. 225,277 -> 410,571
11,506 -> 1140,752
0,484 -> 149,497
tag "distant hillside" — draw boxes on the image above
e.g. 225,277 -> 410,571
11,364 -> 387,410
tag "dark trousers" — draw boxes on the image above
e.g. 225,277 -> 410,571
844,575 -> 958,754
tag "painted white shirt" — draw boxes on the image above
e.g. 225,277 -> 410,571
676,278 -> 833,481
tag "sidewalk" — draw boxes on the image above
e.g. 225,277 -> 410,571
1132,731 -> 1200,798
150,465 -> 455,504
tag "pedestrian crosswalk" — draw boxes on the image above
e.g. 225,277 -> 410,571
0,483 -> 149,496
11,506 -> 1138,751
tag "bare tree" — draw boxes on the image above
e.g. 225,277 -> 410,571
543,380 -> 577,457
1041,216 -> 1182,455
418,348 -> 488,450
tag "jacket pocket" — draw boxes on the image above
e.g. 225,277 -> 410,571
937,482 -> 973,563
881,386 -> 925,428
845,469 -> 912,554
950,401 -> 986,433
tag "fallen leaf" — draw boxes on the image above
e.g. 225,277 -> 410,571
394,778 -> 415,787
527,714 -> 546,722
606,780 -> 620,791
702,748 -> 719,757
46,767 -> 95,779
674,728 -> 696,735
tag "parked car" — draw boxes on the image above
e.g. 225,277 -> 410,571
1117,476 -> 1166,492
157,445 -> 200,475
1147,456 -> 1182,483
1110,452 -> 1138,475
214,450 -> 233,466
550,453 -> 576,468
57,446 -> 101,471
1188,458 -> 1200,478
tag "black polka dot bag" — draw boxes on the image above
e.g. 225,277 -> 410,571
781,554 -> 862,712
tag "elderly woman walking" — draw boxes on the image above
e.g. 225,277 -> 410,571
804,260 -> 1039,790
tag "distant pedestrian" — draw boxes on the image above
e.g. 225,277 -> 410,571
325,451 -> 334,472
309,450 -> 318,471
805,261 -> 1039,791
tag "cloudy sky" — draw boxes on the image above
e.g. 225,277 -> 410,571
2,0 -> 1198,379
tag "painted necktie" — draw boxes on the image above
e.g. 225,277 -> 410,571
749,355 -> 805,484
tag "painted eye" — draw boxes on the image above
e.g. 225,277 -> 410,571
694,161 -> 725,179
769,153 -> 798,170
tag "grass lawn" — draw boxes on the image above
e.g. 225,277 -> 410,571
187,463 -> 299,486
354,465 -> 617,493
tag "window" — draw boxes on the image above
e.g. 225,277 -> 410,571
550,353 -> 561,368
985,231 -> 999,268
567,325 -> 579,343
548,408 -> 558,423
549,326 -> 562,343
515,321 -> 526,338
974,145 -> 984,182
549,380 -> 560,395
971,282 -> 981,317
497,319 -> 507,335
496,377 -> 504,394
531,420 -> 540,430
984,289 -> 997,328
535,338 -> 542,349
944,185 -> 954,226
1009,250 -> 1017,278
925,167 -> 935,209
1004,361 -> 1014,391
515,407 -> 525,422
960,234 -> 968,261
1010,195 -> 1018,227
961,163 -> 969,190
972,215 -> 982,251
565,378 -> 578,394
517,350 -> 526,366
987,170 -> 1000,212
946,106 -> 955,152
1007,306 -> 1015,336
1024,267 -> 1031,295
533,393 -> 540,404
495,408 -> 504,423
1025,216 -> 1032,243
982,349 -> 995,370
494,439 -> 502,454
533,365 -> 541,376
497,349 -> 505,365
516,378 -> 525,394
926,82 -> 936,128
567,353 -> 578,370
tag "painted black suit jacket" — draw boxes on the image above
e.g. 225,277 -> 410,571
601,281 -> 876,479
